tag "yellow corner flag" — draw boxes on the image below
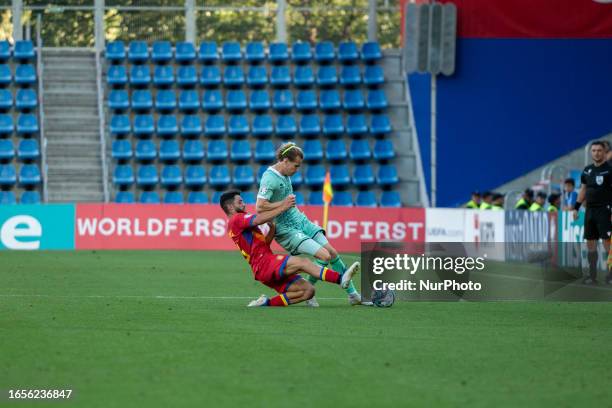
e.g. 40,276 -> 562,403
322,171 -> 333,230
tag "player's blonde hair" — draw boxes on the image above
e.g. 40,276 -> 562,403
276,142 -> 304,162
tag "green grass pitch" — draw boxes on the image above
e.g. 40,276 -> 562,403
2,251 -> 611,407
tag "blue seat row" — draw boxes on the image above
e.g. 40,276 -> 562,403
0,114 -> 39,135
0,40 -> 36,62
0,190 -> 41,204
0,64 -> 37,86
0,138 -> 40,161
0,163 -> 41,186
106,40 -> 382,65
0,89 -> 38,111
303,139 -> 395,162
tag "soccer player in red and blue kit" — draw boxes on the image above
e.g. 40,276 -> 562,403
220,190 -> 359,307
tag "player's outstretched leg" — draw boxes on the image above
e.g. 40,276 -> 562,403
283,256 -> 359,289
248,279 -> 315,307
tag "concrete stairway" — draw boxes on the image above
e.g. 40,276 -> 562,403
43,48 -> 105,202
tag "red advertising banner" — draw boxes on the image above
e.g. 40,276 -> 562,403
75,204 -> 425,252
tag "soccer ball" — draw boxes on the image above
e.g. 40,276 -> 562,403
371,289 -> 395,308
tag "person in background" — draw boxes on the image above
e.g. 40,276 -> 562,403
479,191 -> 493,210
547,193 -> 561,212
562,178 -> 577,211
529,192 -> 547,211
491,193 -> 504,210
515,189 -> 534,210
465,191 -> 481,209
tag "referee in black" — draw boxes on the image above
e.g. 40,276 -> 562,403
573,141 -> 612,284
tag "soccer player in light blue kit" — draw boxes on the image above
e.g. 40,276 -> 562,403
256,142 -> 369,306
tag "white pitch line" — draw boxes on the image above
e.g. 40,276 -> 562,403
0,294 -> 347,300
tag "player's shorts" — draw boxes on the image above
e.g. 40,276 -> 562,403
584,205 -> 612,240
276,219 -> 327,256
253,254 -> 303,294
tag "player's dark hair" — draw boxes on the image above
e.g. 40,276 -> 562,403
564,178 -> 575,186
219,190 -> 241,215
276,142 -> 304,162
591,140 -> 606,149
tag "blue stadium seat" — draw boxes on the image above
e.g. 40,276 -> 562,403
309,191 -> 324,206
247,65 -> 267,88
0,139 -> 13,160
326,140 -> 347,161
294,65 -> 314,88
371,114 -> 392,135
228,115 -> 249,138
115,191 -> 134,203
0,114 -> 12,134
340,65 -> 361,87
320,90 -> 341,112
205,115 -> 226,137
209,165 -> 231,189
164,191 -> 184,204
296,90 -> 317,112
175,41 -> 196,64
291,171 -> 303,188
377,164 -> 399,186
353,164 -> 374,186
20,190 -> 40,204
111,139 -> 132,161
230,140 -> 252,162
207,140 -> 228,162
245,41 -> 265,63
131,90 -> 153,111
178,90 -> 200,112
346,114 -> 368,136
0,41 -> 9,62
14,40 -> 35,62
317,65 -> 337,87
128,41 -> 148,63
226,90 -> 247,112
140,191 -> 160,204
135,139 -> 156,162
177,65 -> 197,88
113,164 -> 134,186
133,114 -> 155,137
187,191 -> 208,204
315,41 -> 335,63
153,65 -> 174,87
272,89 -> 294,112
292,42 -> 312,63
241,191 -> 256,205
233,165 -> 255,187
343,90 -> 364,111
367,90 -> 388,111
155,90 -> 177,112
157,114 -> 178,137
0,64 -> 11,86
361,41 -> 382,63
269,43 -> 289,64
202,89 -> 223,112
107,65 -> 127,87
330,164 -> 350,187
338,41 -> 359,63
256,165 -> 267,183
161,164 -> 182,187
305,165 -> 325,188
222,42 -> 242,63
180,115 -> 202,137
332,191 -> 353,207
380,191 -> 401,207
183,140 -> 205,162
137,164 -> 158,187
159,139 -> 180,162
270,65 -> 291,87
200,65 -> 221,87
129,64 -> 151,87
0,190 -> 16,204
108,90 -> 129,111
249,90 -> 270,112
16,140 -> 40,162
19,164 -> 41,186
199,41 -> 219,63
303,139 -> 323,163
350,139 -> 371,161
16,114 -> 39,134
223,65 -> 245,87
15,64 -> 36,86
299,114 -> 320,137
106,41 -> 125,62
275,114 -> 296,137
15,89 -> 37,111
0,163 -> 16,186
323,114 -> 344,136
185,165 -> 206,188
253,114 -> 274,138
152,41 -> 172,63
364,65 -> 384,86
356,191 -> 377,207
254,140 -> 275,163
0,89 -> 12,111
373,139 -> 395,161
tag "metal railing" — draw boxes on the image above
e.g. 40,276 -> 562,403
94,48 -> 109,202
35,15 -> 48,203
